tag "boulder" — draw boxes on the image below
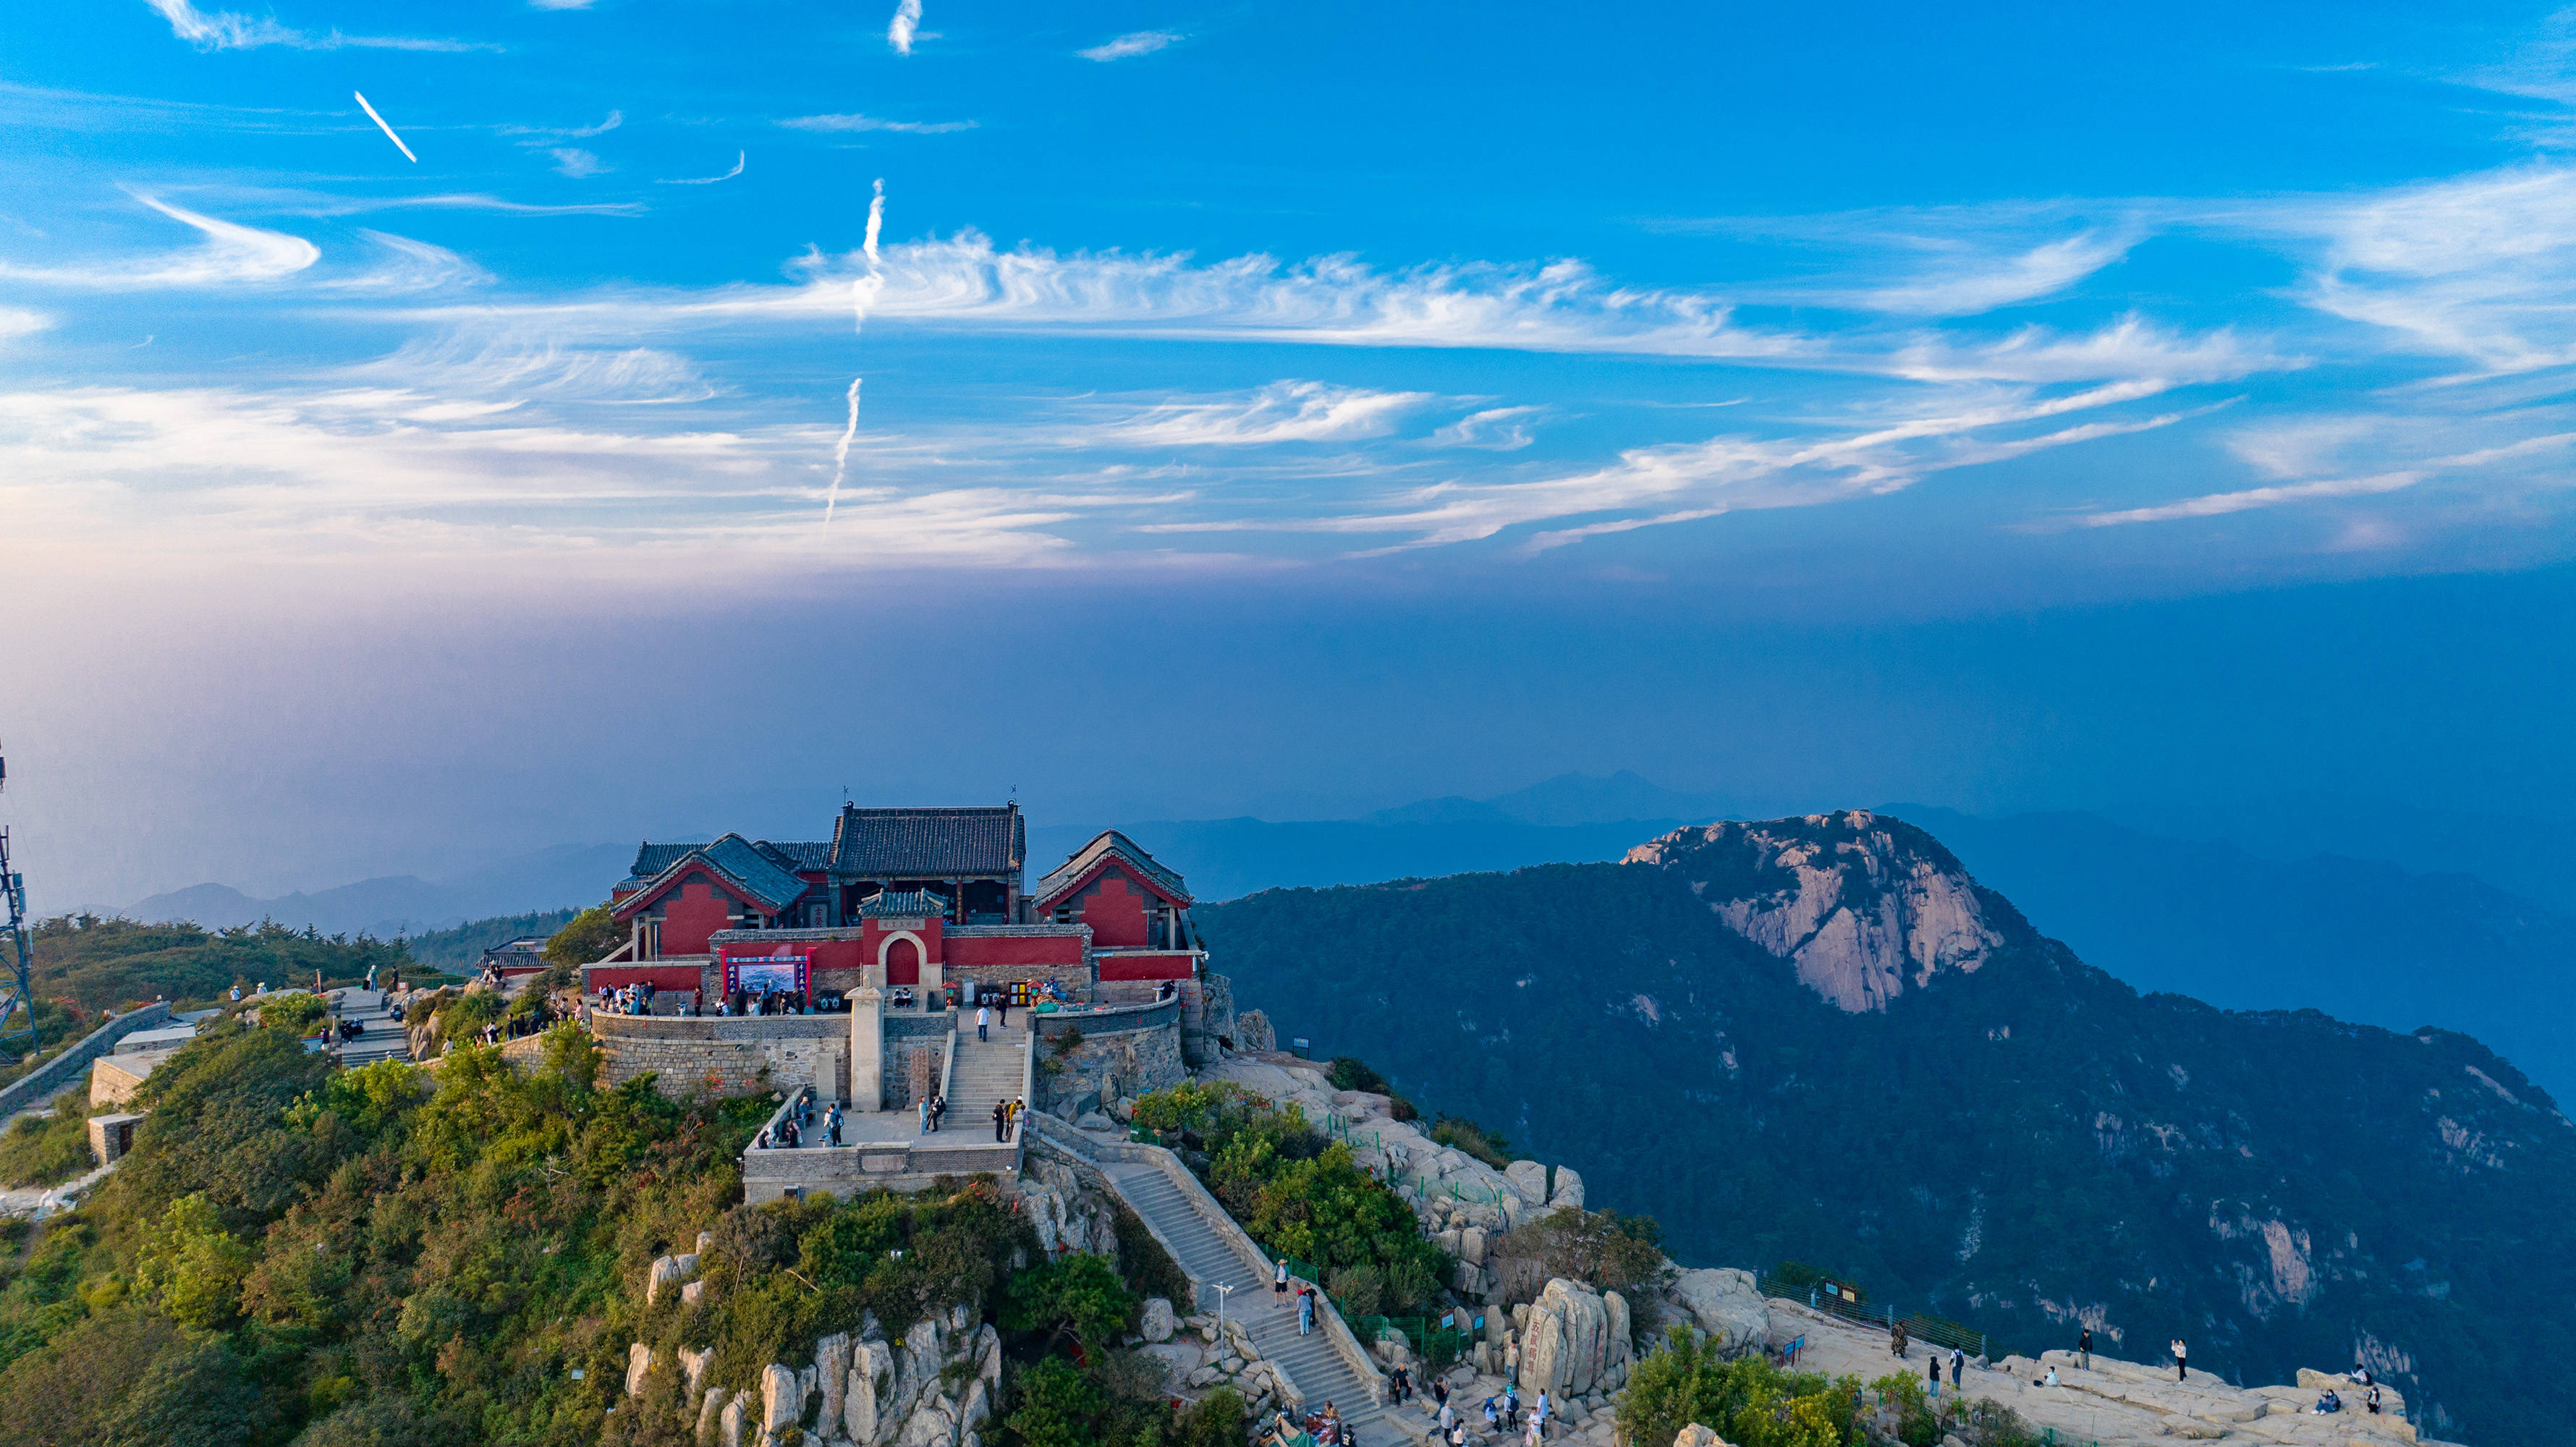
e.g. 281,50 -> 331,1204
1141,1297 -> 1176,1343
678,1346 -> 712,1396
1519,1278 -> 1611,1397
626,1341 -> 656,1397
695,1379 -> 728,1438
1670,1268 -> 1770,1352
818,1333 -> 852,1427
1459,1226 -> 1487,1267
719,1390 -> 749,1447
848,1338 -> 891,1443
1548,1166 -> 1585,1211
760,1363 -> 800,1438
1237,1010 -> 1277,1053
647,1255 -> 683,1304
1504,1160 -> 1550,1206
1604,1290 -> 1632,1379
975,1324 -> 1001,1386
1674,1425 -> 1731,1447
681,1279 -> 708,1307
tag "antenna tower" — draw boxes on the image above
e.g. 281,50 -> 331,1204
0,744 -> 36,1059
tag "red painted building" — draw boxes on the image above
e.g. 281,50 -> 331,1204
587,804 -> 1206,1003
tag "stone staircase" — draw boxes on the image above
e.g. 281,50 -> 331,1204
941,1011 -> 1028,1145
326,988 -> 410,1066
1103,1160 -> 1398,1446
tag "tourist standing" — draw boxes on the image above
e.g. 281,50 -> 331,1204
920,1095 -> 931,1133
993,1099 -> 1009,1142
978,1003 -> 990,1041
1276,1257 -> 1291,1308
1952,1346 -> 1966,1391
1928,1354 -> 1941,1399
1298,1287 -> 1315,1336
2173,1338 -> 2188,1382
2368,1384 -> 2382,1415
1891,1321 -> 1909,1360
2079,1327 -> 2092,1371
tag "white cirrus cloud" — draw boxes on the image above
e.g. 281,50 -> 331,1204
1429,406 -> 1541,450
1083,381 -> 1436,448
143,0 -> 491,52
1843,229 -> 2140,317
887,0 -> 921,54
1080,30 -> 1182,61
0,192 -> 318,290
550,148 -> 609,178
0,307 -> 51,342
661,152 -> 747,185
308,231 -> 494,296
779,113 -> 976,135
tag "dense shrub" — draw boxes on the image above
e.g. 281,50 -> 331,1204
0,1095 -> 104,1188
1619,1326 -> 1862,1447
1130,1080 -> 1446,1315
1428,1113 -> 1512,1169
1491,1205 -> 1667,1305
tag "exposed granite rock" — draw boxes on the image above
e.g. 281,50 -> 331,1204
1625,811 -> 2004,1013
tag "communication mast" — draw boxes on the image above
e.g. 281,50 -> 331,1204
0,743 -> 38,1059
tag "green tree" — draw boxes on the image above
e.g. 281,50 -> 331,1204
133,1193 -> 255,1331
544,905 -> 623,966
1004,1254 -> 1136,1354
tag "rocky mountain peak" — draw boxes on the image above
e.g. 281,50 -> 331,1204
1624,809 -> 2007,1011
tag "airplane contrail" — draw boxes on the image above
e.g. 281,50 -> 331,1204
352,90 -> 418,164
823,377 -> 863,532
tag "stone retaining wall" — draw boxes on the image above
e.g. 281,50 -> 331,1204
741,1138 -> 1022,1204
0,1002 -> 173,1119
1033,1000 -> 1185,1116
590,1014 -> 849,1100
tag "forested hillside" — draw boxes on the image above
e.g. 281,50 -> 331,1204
1196,820 -> 2576,1445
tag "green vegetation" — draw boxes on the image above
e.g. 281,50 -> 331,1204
401,910 -> 581,972
1199,855 -> 2576,1443
1618,1326 -> 1863,1447
1864,1370 -> 2043,1447
1130,1079 -> 1445,1316
30,915 -> 404,1014
1323,1056 -> 1415,1120
0,1006 -> 766,1444
543,907 -> 622,967
0,1092 -> 106,1188
1427,1113 -> 1511,1170
1489,1205 -> 1666,1307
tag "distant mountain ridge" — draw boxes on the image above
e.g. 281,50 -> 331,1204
1198,810 -> 2576,1445
126,841 -> 633,939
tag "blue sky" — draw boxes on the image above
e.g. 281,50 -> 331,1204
7,1 -> 2576,905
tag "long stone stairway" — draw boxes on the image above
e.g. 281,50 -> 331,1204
941,1010 -> 1028,1145
1103,1160 -> 1399,1446
326,988 -> 410,1066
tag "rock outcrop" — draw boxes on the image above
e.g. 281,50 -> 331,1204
1625,811 -> 2004,1012
1666,1268 -> 1769,1352
1515,1278 -> 1631,1398
1234,1009 -> 1277,1053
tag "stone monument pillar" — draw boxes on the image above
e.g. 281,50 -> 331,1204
850,986 -> 884,1111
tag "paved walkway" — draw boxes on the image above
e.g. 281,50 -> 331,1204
1102,1158 -> 1396,1446
326,988 -> 409,1066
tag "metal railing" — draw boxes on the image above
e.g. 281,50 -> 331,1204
1280,1254 -> 1471,1372
1756,1270 -> 1988,1359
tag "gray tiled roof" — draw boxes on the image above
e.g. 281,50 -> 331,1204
830,805 -> 1024,876
1033,830 -> 1192,907
632,838 -> 831,880
856,888 -> 950,918
620,833 -> 811,915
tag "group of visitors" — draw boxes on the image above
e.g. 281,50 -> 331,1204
755,1092 -> 844,1149
919,1092 -> 948,1134
596,982 -> 658,1016
991,1095 -> 1025,1142
1418,1375 -> 1549,1446
1261,1401 -> 1350,1446
721,988 -> 805,1017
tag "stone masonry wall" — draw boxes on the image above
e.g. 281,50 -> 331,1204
1037,1011 -> 1184,1119
592,1016 -> 849,1100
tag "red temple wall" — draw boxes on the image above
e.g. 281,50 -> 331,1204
660,879 -> 745,956
947,934 -> 1085,968
1098,952 -> 1195,981
1077,871 -> 1153,948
